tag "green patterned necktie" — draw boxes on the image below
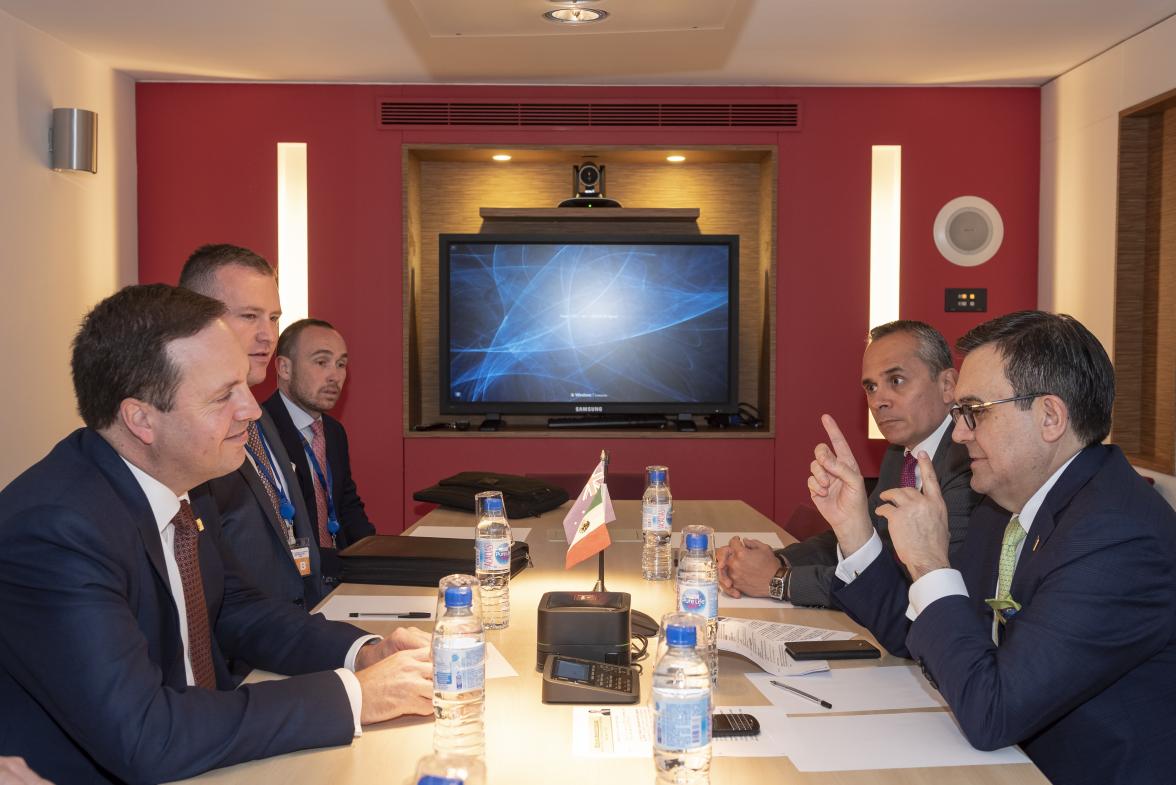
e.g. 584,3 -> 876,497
995,514 -> 1027,602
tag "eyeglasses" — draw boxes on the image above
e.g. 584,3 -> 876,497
949,393 -> 1049,431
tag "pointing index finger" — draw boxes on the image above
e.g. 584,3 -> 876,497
916,450 -> 942,500
821,414 -> 857,467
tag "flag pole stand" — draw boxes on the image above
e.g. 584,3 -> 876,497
592,448 -> 609,592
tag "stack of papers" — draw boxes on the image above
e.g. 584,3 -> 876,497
717,618 -> 854,676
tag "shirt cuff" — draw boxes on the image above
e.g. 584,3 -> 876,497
905,568 -> 968,621
835,530 -> 883,584
339,634 -> 381,737
335,669 -> 364,737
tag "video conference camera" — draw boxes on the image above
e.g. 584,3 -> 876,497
559,161 -> 622,208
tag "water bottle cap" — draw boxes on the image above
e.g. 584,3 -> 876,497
417,777 -> 463,785
483,496 -> 504,513
684,532 -> 709,551
665,624 -> 697,647
444,585 -> 473,608
649,469 -> 667,483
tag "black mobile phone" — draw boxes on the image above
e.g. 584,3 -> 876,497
712,712 -> 760,738
784,639 -> 881,661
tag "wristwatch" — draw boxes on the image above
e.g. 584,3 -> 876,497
768,564 -> 791,602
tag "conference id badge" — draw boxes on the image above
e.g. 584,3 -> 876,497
290,538 -> 312,576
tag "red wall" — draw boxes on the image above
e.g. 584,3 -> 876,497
136,84 -> 1039,532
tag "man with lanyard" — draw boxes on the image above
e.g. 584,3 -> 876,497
263,318 -> 376,582
181,244 -> 327,609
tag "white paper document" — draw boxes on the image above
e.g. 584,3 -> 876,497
409,526 -> 531,542
572,706 -> 653,757
483,642 -> 517,680
717,618 -> 853,676
782,712 -> 1030,771
571,706 -> 790,758
748,665 -> 946,713
316,594 -> 436,621
718,593 -> 793,610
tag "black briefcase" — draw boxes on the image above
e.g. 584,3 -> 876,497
412,472 -> 569,518
337,535 -> 531,586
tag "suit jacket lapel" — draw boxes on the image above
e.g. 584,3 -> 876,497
82,430 -> 171,589
1011,445 -> 1108,596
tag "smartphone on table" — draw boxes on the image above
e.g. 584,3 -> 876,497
784,639 -> 881,661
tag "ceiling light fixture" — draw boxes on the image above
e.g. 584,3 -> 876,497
666,155 -> 686,163
492,154 -> 512,161
544,8 -> 609,24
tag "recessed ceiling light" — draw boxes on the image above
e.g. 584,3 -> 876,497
492,154 -> 512,162
666,155 -> 686,163
544,8 -> 609,24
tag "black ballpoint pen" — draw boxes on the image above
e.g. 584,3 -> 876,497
348,611 -> 431,619
769,679 -> 833,709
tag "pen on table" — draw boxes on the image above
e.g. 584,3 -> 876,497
348,611 -> 431,619
769,679 -> 833,709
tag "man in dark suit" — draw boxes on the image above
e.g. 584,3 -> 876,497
263,319 -> 375,581
812,311 -> 1176,785
718,320 -> 981,607
180,244 -> 327,608
0,285 -> 432,784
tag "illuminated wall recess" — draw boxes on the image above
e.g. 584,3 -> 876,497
277,142 -> 308,331
868,145 -> 902,439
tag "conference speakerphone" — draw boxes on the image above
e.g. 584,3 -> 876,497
541,654 -> 640,704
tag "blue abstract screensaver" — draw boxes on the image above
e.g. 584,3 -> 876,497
446,242 -> 732,406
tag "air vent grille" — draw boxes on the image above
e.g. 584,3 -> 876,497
378,101 -> 801,130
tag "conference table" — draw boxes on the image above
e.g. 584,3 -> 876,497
172,500 -> 1047,785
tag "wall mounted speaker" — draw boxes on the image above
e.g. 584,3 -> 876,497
933,195 -> 1002,267
51,108 -> 97,173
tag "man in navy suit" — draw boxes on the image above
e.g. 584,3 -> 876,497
263,319 -> 376,581
811,311 -> 1176,785
717,320 -> 981,607
0,285 -> 432,784
180,244 -> 329,608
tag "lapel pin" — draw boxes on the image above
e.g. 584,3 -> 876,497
1032,536 -> 1040,552
195,517 -> 205,532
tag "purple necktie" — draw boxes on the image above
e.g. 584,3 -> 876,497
899,451 -> 918,489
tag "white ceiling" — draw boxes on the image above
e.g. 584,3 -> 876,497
2,0 -> 1174,86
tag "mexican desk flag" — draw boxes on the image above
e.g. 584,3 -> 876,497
562,459 -> 616,569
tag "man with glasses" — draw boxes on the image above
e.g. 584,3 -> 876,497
811,310 -> 1176,785
718,320 -> 982,607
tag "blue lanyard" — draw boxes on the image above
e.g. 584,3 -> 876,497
245,426 -> 297,526
299,431 -> 340,539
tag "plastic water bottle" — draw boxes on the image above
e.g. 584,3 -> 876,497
432,582 -> 486,757
653,616 -> 712,785
411,752 -> 486,785
676,525 -> 719,686
641,465 -> 673,580
474,491 -> 511,630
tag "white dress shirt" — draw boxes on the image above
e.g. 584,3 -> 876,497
280,390 -> 321,445
122,459 -> 373,735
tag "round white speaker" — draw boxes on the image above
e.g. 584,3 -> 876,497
933,196 -> 1003,267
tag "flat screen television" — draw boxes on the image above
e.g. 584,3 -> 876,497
438,233 -> 739,421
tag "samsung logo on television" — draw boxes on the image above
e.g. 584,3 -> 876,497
575,406 -> 603,413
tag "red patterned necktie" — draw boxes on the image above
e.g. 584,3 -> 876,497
309,419 -> 332,547
899,451 -> 918,489
172,500 -> 216,690
246,421 -> 285,523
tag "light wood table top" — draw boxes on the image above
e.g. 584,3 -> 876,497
171,500 -> 1047,785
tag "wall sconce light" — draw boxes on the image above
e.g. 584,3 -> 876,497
50,108 -> 98,173
492,154 -> 513,161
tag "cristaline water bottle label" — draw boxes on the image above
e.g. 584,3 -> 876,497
654,692 -> 711,750
641,502 -> 672,532
678,583 -> 719,620
476,537 -> 511,570
434,640 -> 485,692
